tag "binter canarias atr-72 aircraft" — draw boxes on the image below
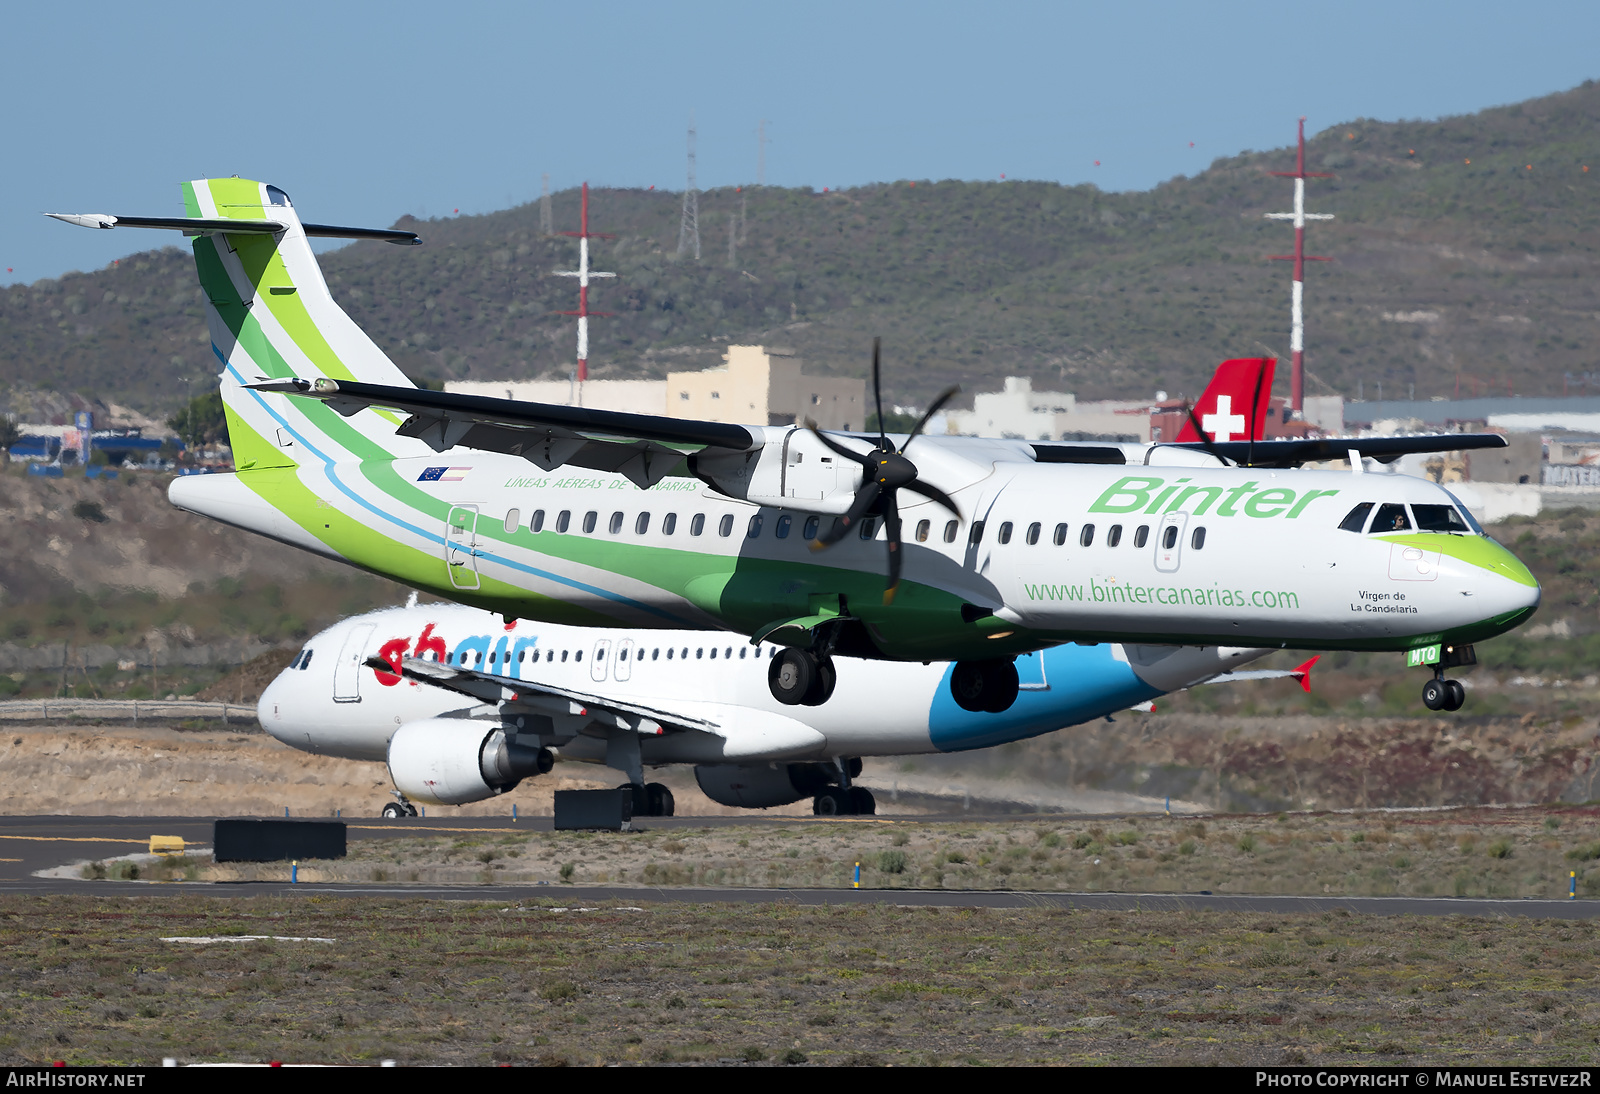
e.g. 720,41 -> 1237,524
261,601 -> 1315,817
51,179 -> 1538,716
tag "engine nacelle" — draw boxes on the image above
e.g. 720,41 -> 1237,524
693,428 -> 861,515
387,719 -> 553,806
693,762 -> 835,809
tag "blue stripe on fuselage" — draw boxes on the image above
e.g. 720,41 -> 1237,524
929,645 -> 1162,752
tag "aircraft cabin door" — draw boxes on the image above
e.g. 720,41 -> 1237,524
333,623 -> 375,703
614,638 -> 635,682
445,505 -> 481,590
1154,511 -> 1188,574
590,639 -> 612,683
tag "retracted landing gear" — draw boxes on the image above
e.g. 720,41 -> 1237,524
949,659 -> 1020,713
619,782 -> 676,817
811,758 -> 873,815
769,648 -> 837,707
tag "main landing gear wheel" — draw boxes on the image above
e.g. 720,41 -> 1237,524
950,659 -> 1021,713
382,801 -> 419,818
770,649 -> 835,706
621,783 -> 676,817
849,787 -> 877,815
812,786 -> 876,816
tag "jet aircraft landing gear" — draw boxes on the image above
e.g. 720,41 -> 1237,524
382,794 -> 419,819
768,648 -> 837,707
811,758 -> 873,815
620,782 -> 676,817
949,659 -> 1020,713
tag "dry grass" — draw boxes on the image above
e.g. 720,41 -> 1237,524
3,894 -> 1597,1066
156,806 -> 1600,901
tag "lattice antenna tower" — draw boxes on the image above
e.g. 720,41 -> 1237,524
539,173 -> 552,235
1264,117 -> 1334,415
553,181 -> 615,389
677,116 -> 700,261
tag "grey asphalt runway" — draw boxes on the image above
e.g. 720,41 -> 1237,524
3,814 -> 1598,917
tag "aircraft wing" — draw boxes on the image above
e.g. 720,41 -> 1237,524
1208,655 -> 1318,692
250,377 -> 756,488
369,654 -> 721,734
1168,432 -> 1508,468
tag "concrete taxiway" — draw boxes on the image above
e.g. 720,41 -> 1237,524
3,815 -> 1598,917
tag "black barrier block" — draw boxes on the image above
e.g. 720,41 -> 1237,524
214,819 -> 347,862
554,788 -> 633,831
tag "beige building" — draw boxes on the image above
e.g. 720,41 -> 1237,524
668,345 -> 863,430
446,345 -> 864,430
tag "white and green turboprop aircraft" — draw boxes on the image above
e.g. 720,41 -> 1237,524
50,179 -> 1539,715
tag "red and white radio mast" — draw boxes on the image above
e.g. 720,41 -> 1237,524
554,181 -> 615,396
1265,117 -> 1334,415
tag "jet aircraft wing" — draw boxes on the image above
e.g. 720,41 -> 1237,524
369,654 -> 722,735
251,377 -> 756,489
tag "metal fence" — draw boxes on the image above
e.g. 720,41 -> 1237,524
0,699 -> 253,723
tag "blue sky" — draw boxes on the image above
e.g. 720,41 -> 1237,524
3,0 -> 1597,286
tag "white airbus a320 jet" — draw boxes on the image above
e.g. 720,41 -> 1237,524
52,181 -> 1538,715
262,602 -> 1315,817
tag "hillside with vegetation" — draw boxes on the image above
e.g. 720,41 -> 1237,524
4,80 -> 1600,418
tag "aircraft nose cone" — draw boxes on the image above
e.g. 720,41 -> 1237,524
257,671 -> 292,743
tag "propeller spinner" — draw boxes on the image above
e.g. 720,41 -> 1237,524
806,338 -> 961,604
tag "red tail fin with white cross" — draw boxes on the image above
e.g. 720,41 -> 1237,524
1175,357 -> 1276,443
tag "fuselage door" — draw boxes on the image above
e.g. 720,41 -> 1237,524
445,505 -> 481,590
333,623 -> 375,703
615,638 -> 635,682
590,638 -> 612,682
1154,511 -> 1188,574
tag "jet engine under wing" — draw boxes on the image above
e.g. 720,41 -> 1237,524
1163,432 -> 1508,469
368,654 -> 721,735
250,377 -> 756,488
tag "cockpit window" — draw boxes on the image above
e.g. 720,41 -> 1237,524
1442,490 -> 1486,535
1412,504 -> 1472,533
1338,502 -> 1373,533
297,649 -> 313,670
265,185 -> 293,207
1371,503 -> 1411,533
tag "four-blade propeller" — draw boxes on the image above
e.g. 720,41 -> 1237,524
806,338 -> 961,604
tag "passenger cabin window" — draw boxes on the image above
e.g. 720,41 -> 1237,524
944,520 -> 959,543
718,514 -> 735,537
997,522 -> 1013,545
503,509 -> 520,534
858,517 -> 877,540
1025,522 -> 1041,546
968,521 -> 985,544
1413,504 -> 1472,533
555,510 -> 571,533
609,511 -> 624,534
582,511 -> 598,533
1191,527 -> 1206,550
1079,524 -> 1095,547
776,515 -> 792,539
690,514 -> 706,536
635,512 -> 651,535
1053,523 -> 1068,546
663,513 -> 677,535
1106,524 -> 1122,547
530,509 -> 545,533
804,516 -> 820,539
1338,502 -> 1373,533
916,519 -> 930,542
1133,525 -> 1149,548
1162,525 -> 1179,549
1372,503 -> 1410,533
747,514 -> 763,538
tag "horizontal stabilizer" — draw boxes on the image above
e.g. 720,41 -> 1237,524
45,212 -> 419,245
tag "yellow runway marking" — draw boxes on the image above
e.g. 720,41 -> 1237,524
347,825 -> 527,834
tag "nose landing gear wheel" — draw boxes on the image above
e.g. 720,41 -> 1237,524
1422,678 -> 1447,710
769,649 -> 816,705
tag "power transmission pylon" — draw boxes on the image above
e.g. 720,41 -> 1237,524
677,117 -> 700,261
